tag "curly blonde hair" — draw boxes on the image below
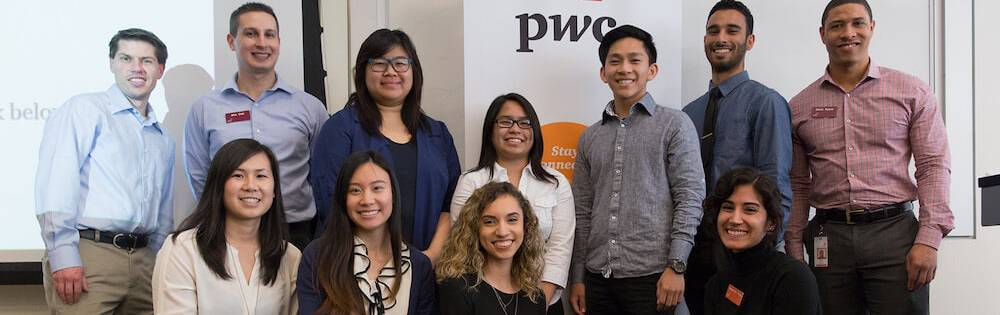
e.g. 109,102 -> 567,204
435,181 -> 545,302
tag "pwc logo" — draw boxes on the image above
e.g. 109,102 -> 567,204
515,13 -> 618,52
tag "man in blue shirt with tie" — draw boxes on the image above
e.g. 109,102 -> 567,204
35,28 -> 174,314
184,2 -> 329,250
681,2 -> 792,313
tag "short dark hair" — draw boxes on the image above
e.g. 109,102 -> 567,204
349,29 -> 427,136
173,139 -> 289,286
703,167 -> 784,249
471,93 -> 558,185
821,0 -> 873,27
598,25 -> 657,64
708,0 -> 755,36
230,2 -> 280,37
108,28 -> 167,65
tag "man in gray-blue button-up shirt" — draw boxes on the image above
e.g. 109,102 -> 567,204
184,3 -> 328,250
681,3 -> 792,313
569,25 -> 705,315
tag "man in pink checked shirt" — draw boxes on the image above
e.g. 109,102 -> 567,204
784,1 -> 953,314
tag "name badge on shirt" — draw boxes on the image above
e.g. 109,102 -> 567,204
813,236 -> 829,268
811,106 -> 838,118
225,110 -> 251,123
726,284 -> 744,306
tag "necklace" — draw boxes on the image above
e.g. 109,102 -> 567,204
491,286 -> 518,315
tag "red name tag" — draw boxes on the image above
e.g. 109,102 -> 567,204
811,106 -> 838,118
726,284 -> 744,306
225,110 -> 251,123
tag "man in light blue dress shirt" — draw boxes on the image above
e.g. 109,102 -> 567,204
681,2 -> 792,313
35,28 -> 174,314
184,3 -> 328,250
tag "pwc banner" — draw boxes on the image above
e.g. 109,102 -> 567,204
463,0 -> 682,182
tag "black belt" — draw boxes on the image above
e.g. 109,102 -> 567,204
817,201 -> 912,225
79,229 -> 148,252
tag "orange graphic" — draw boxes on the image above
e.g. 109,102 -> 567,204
541,122 -> 587,183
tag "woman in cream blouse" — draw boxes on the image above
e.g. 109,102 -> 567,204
153,139 -> 300,314
450,93 -> 575,313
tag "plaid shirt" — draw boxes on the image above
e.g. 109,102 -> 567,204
785,62 -> 954,258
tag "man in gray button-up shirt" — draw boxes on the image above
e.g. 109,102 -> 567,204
569,25 -> 705,315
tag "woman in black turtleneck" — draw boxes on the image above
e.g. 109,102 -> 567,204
703,168 -> 820,315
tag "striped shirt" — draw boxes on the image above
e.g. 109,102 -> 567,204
570,93 -> 705,282
785,63 -> 953,258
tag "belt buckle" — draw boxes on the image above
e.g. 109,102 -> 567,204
112,234 -> 137,253
845,206 -> 865,225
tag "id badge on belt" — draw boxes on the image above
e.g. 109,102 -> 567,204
813,224 -> 829,268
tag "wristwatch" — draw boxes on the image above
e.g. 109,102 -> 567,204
667,259 -> 687,274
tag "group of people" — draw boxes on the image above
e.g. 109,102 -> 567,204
33,0 -> 953,315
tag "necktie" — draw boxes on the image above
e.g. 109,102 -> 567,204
701,87 -> 722,183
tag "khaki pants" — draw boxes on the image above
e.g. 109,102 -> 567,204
43,238 -> 155,315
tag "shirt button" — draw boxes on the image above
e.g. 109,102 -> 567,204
615,169 -> 621,174
850,173 -> 856,178
611,215 -> 617,221
610,239 -> 616,244
256,129 -> 261,133
846,93 -> 851,98
848,145 -> 854,151
616,145 -> 623,151
611,192 -> 618,198
846,118 -> 852,123
620,123 -> 626,128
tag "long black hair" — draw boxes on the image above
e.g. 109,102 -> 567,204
173,138 -> 289,285
350,29 -> 427,136
470,93 -> 557,185
703,167 -> 784,249
313,151 -> 406,314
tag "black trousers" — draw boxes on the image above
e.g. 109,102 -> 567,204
288,217 -> 316,250
804,212 -> 929,315
585,271 -> 688,315
685,221 -> 728,315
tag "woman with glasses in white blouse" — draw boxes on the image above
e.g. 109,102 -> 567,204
450,93 -> 575,314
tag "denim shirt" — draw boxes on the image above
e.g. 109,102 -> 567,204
683,71 -> 792,230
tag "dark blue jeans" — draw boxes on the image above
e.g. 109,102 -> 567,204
585,272 -> 688,315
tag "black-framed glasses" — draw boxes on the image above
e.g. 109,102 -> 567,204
368,57 -> 411,73
495,118 -> 532,129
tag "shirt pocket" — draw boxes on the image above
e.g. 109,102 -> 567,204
531,195 -> 558,240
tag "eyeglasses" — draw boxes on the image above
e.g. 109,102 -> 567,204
495,118 -> 532,129
368,57 -> 411,73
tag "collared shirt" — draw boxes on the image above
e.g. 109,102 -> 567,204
152,230 -> 300,315
785,62 -> 953,257
353,237 -> 412,315
570,93 -> 705,282
184,74 -> 328,223
450,163 -> 575,294
36,85 -> 175,271
682,71 -> 793,229
310,104 -> 461,250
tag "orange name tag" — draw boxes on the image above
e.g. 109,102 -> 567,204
726,284 -> 744,306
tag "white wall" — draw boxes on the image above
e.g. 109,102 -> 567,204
930,0 -> 1000,313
